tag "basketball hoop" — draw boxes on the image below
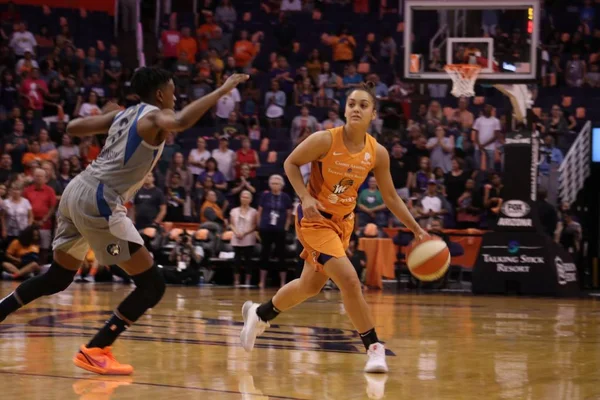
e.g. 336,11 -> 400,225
444,64 -> 482,98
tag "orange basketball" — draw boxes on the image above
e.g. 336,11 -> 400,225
406,236 -> 451,282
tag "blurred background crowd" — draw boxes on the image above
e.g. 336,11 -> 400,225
0,0 -> 587,287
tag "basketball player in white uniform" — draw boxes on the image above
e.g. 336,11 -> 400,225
0,67 -> 248,375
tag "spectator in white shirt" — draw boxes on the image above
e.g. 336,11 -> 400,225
1,181 -> 33,243
188,137 -> 212,182
211,137 -> 235,181
426,126 -> 454,173
58,134 -> 80,161
290,106 -> 319,144
78,92 -> 102,117
265,80 -> 286,109
418,180 -> 448,228
215,74 -> 241,123
229,190 -> 258,287
265,80 -> 286,126
472,104 -> 501,171
10,22 -> 37,57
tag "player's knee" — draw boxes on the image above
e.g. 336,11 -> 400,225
336,274 -> 362,294
302,280 -> 324,298
42,263 -> 77,295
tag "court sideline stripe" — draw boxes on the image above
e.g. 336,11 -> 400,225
0,370 -> 310,400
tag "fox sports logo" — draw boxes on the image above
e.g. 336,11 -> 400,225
501,200 -> 531,218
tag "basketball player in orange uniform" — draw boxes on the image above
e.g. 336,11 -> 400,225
240,82 -> 427,373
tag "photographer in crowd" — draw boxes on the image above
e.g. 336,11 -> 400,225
164,231 -> 205,285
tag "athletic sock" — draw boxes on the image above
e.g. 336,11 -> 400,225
0,292 -> 23,322
359,328 -> 380,350
256,299 -> 280,322
87,313 -> 129,349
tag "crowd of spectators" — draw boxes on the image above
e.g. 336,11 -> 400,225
0,0 -> 588,285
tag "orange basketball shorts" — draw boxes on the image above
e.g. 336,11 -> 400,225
295,205 -> 354,272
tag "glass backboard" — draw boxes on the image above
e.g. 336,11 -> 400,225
403,0 -> 541,82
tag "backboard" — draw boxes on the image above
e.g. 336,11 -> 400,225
403,0 -> 541,83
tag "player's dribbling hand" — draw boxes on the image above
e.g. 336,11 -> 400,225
222,73 -> 250,92
301,195 -> 325,220
414,228 -> 430,241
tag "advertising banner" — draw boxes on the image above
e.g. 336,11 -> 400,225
473,130 -> 580,297
473,232 -> 579,296
495,130 -> 542,231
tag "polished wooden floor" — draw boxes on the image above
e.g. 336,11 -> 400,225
1,282 -> 600,400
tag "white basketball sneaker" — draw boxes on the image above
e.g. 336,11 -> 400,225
364,343 -> 389,373
240,301 -> 270,352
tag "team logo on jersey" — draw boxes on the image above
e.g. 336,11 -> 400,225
107,243 -> 121,256
332,177 -> 354,194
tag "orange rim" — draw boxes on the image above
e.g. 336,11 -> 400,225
444,64 -> 481,79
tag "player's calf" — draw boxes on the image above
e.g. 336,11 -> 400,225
74,261 -> 165,375
86,263 -> 165,349
0,261 -> 77,322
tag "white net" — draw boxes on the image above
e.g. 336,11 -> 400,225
559,121 -> 592,206
444,64 -> 481,98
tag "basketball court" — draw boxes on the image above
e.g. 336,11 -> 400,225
1,282 -> 600,400
0,1 -> 590,399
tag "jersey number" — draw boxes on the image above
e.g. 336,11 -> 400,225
109,116 -> 130,144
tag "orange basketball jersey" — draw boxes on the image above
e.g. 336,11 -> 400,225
307,126 -> 378,217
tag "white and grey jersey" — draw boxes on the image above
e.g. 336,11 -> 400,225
83,103 -> 164,202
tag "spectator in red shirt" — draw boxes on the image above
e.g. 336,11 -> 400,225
23,168 -> 57,264
235,137 -> 260,178
20,68 -> 48,115
161,18 -> 181,66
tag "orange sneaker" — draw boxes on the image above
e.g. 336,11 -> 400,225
73,345 -> 134,375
